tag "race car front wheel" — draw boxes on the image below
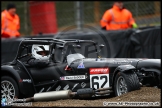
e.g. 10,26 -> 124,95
114,72 -> 140,96
1,76 -> 19,100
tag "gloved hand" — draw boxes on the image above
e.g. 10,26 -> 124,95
132,23 -> 138,29
37,60 -> 49,66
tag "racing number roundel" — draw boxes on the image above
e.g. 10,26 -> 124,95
89,68 -> 109,90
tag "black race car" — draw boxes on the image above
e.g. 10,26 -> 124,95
1,38 -> 161,100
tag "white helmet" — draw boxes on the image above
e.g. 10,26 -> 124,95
32,44 -> 50,60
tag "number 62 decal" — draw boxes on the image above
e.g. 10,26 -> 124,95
90,74 -> 109,89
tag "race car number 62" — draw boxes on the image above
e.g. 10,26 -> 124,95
90,74 -> 109,89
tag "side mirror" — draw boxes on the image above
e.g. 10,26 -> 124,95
99,44 -> 105,49
98,44 -> 105,53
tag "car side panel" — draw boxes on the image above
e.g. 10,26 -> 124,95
28,63 -> 90,92
1,64 -> 35,97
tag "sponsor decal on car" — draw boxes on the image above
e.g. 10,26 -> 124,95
81,82 -> 86,88
63,84 -> 69,90
90,68 -> 109,74
72,83 -> 79,90
55,85 -> 61,91
46,86 -> 51,92
19,79 -> 32,83
77,62 -> 85,69
60,75 -> 86,80
111,59 -> 133,64
60,76 -> 65,80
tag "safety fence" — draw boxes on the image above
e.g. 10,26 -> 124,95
1,1 -> 161,36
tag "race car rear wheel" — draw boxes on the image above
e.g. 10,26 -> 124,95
1,76 -> 19,100
114,72 -> 140,96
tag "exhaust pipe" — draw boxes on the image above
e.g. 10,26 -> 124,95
96,90 -> 113,95
26,90 -> 73,102
95,87 -> 112,91
25,87 -> 113,102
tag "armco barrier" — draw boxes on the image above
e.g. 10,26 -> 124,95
1,27 -> 161,64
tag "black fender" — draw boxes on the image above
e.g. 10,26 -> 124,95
1,65 -> 35,97
111,64 -> 136,87
1,66 -> 26,95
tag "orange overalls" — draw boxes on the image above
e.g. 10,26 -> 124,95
100,5 -> 135,30
1,10 -> 20,38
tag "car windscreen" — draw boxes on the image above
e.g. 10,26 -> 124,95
54,42 -> 97,62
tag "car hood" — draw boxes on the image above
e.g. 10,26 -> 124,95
136,59 -> 161,70
71,58 -> 145,68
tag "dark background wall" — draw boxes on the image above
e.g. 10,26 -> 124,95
1,26 -> 161,64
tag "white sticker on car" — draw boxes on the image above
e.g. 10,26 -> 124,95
90,74 -> 109,90
63,84 -> 69,90
89,68 -> 109,90
22,79 -> 32,83
81,82 -> 86,88
60,75 -> 86,80
55,85 -> 61,91
72,83 -> 79,90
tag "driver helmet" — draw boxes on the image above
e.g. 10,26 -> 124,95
32,44 -> 50,60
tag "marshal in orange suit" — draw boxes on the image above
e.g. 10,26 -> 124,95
1,3 -> 20,38
100,1 -> 138,30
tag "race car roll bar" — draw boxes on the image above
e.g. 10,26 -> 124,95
13,38 -> 101,63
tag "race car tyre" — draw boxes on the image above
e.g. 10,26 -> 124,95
1,76 -> 19,100
114,72 -> 140,96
